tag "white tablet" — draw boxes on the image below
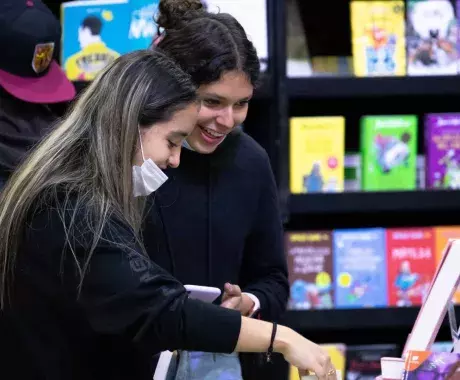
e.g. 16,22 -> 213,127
184,284 -> 221,303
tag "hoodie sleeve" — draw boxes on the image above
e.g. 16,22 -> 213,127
77,218 -> 241,355
239,151 -> 289,322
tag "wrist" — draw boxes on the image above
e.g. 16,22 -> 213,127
273,325 -> 291,356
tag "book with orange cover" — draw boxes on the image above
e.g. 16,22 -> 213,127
435,227 -> 460,304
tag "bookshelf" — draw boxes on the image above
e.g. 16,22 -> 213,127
278,0 -> 460,379
289,190 -> 460,216
284,307 -> 460,332
287,76 -> 460,99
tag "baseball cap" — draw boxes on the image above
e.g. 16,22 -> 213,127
0,0 -> 75,103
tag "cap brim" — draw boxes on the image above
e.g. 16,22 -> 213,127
0,61 -> 76,104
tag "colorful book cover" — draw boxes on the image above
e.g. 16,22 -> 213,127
403,350 -> 460,379
286,231 -> 334,310
361,115 -> 418,191
406,0 -> 457,76
387,228 -> 436,307
350,1 -> 406,77
425,113 -> 460,189
434,226 -> 460,303
61,0 -> 131,81
333,228 -> 387,308
289,117 -> 345,194
346,344 -> 400,380
128,0 -> 159,50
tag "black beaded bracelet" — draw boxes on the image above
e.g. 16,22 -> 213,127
266,322 -> 277,363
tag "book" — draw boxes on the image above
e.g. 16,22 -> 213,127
434,226 -> 460,303
406,0 -> 458,76
61,0 -> 130,81
387,228 -> 436,307
350,1 -> 406,77
128,0 -> 159,51
403,350 -> 460,379
361,115 -> 418,191
333,228 -> 387,308
425,113 -> 460,189
289,116 -> 345,194
286,231 -> 334,310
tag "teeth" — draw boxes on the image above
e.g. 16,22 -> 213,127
202,127 -> 225,138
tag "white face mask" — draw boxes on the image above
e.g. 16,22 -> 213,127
132,129 -> 168,197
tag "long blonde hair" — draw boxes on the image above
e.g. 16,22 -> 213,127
0,49 -> 197,308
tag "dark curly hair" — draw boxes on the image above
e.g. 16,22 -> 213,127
154,0 -> 260,88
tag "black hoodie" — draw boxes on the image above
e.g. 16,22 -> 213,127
144,131 -> 289,319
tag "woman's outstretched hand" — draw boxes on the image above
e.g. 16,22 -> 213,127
275,325 -> 337,380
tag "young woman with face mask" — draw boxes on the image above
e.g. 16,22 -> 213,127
144,0 -> 292,378
0,50 -> 336,380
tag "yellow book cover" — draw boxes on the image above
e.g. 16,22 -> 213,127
289,343 -> 346,380
434,226 -> 460,303
289,117 -> 345,194
350,0 -> 406,76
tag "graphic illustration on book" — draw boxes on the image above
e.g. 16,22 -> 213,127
129,0 -> 159,51
289,116 -> 345,194
333,228 -> 387,308
425,114 -> 460,189
406,0 -> 458,76
286,232 -> 334,310
61,0 -> 131,81
361,115 -> 418,191
403,350 -> 460,379
350,0 -> 406,76
387,228 -> 435,307
374,132 -> 412,174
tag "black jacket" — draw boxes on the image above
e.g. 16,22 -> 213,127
0,194 -> 241,380
0,90 -> 58,181
143,131 -> 289,375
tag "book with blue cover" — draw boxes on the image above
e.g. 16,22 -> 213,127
128,0 -> 160,50
61,0 -> 131,81
333,228 -> 387,308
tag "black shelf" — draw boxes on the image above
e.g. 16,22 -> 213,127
283,306 -> 460,332
289,190 -> 460,215
288,76 -> 460,99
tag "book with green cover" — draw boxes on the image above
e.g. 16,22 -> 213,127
361,115 -> 418,191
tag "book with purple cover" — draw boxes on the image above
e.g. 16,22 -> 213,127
403,350 -> 460,379
425,113 -> 460,189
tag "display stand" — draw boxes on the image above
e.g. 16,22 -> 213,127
380,239 -> 460,379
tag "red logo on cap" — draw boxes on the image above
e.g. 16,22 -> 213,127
31,42 -> 54,74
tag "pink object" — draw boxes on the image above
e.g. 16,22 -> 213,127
0,61 -> 75,104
